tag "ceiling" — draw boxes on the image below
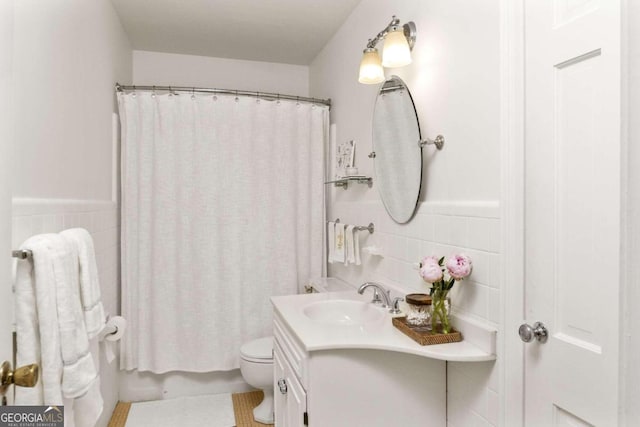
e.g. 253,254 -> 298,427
110,0 -> 362,65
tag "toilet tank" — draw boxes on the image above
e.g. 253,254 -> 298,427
304,277 -> 354,293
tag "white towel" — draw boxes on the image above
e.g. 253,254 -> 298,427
333,223 -> 346,263
345,225 -> 355,265
60,228 -> 105,339
327,222 -> 336,264
354,229 -> 361,266
60,228 -> 105,426
15,235 -> 63,405
14,234 -> 99,418
54,236 -> 97,400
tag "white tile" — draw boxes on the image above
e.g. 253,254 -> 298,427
12,216 -> 32,247
487,389 -> 499,426
449,216 -> 469,248
487,218 -> 501,253
30,215 -> 45,235
406,238 -> 421,262
467,217 -> 491,251
433,215 -> 451,245
488,360 -> 499,392
466,250 -> 492,286
63,213 -> 79,229
487,288 -> 500,324
421,214 -> 436,241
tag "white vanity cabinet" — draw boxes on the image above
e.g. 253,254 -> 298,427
273,311 -> 447,427
274,314 -> 309,426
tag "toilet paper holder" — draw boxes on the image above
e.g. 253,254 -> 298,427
98,323 -> 119,341
99,316 -> 126,341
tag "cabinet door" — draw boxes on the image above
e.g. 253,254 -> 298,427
274,340 -> 307,427
284,364 -> 306,427
274,342 -> 287,427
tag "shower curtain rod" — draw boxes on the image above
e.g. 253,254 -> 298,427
115,83 -> 331,107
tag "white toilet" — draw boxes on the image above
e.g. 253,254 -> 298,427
239,277 -> 352,424
239,336 -> 274,424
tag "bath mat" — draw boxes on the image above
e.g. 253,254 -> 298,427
124,393 -> 235,427
232,391 -> 274,427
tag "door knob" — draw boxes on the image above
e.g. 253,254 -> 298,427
277,378 -> 288,395
519,322 -> 548,343
0,360 -> 39,395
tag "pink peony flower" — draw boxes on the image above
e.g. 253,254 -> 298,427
419,256 -> 443,283
446,254 -> 473,280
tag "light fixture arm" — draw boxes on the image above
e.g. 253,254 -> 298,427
365,16 -> 416,50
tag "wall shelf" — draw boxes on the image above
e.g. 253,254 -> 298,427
325,176 -> 372,189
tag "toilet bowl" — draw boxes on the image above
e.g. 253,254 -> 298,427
239,278 -> 351,424
239,336 -> 274,424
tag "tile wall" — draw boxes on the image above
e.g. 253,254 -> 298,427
12,198 -> 119,427
329,198 -> 500,426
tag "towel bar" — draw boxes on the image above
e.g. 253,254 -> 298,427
12,250 -> 32,260
328,218 -> 375,234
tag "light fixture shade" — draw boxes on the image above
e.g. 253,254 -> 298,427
382,27 -> 412,68
358,48 -> 385,84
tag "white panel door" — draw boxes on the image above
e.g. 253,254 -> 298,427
524,0 -> 620,425
0,0 -> 14,405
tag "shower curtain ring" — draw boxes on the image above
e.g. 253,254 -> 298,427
191,87 -> 196,100
151,85 -> 156,98
256,92 -> 260,104
235,90 -> 239,102
277,94 -> 280,105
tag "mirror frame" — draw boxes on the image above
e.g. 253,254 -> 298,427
372,75 -> 423,224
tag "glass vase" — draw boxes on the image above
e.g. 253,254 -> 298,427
431,289 -> 451,334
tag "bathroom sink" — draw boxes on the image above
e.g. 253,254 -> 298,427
302,300 -> 385,326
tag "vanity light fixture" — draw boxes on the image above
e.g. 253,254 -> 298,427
358,48 -> 385,84
358,16 -> 416,84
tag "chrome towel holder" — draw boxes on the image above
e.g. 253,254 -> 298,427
328,218 -> 375,234
12,249 -> 32,260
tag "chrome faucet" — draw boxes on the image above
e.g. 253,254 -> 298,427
358,282 -> 392,308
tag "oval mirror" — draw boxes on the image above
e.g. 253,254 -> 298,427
372,76 -> 422,223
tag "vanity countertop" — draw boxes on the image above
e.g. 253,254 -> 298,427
271,291 -> 497,363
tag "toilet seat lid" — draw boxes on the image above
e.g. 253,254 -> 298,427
240,336 -> 273,360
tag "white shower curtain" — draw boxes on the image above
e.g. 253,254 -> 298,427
117,92 -> 327,373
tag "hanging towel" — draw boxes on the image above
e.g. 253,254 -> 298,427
345,225 -> 356,265
333,223 -> 346,263
54,236 -> 98,400
60,228 -> 105,426
60,228 -> 106,339
14,234 -> 99,419
327,221 -> 336,264
15,235 -> 63,405
65,341 -> 103,427
354,229 -> 362,266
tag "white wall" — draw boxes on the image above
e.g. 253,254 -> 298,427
310,1 -> 501,426
624,0 -> 640,423
133,50 -> 309,96
11,1 -> 132,426
12,1 -> 131,201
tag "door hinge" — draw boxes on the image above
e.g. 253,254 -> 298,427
304,411 -> 309,426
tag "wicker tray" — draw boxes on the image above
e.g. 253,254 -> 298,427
392,317 -> 463,346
